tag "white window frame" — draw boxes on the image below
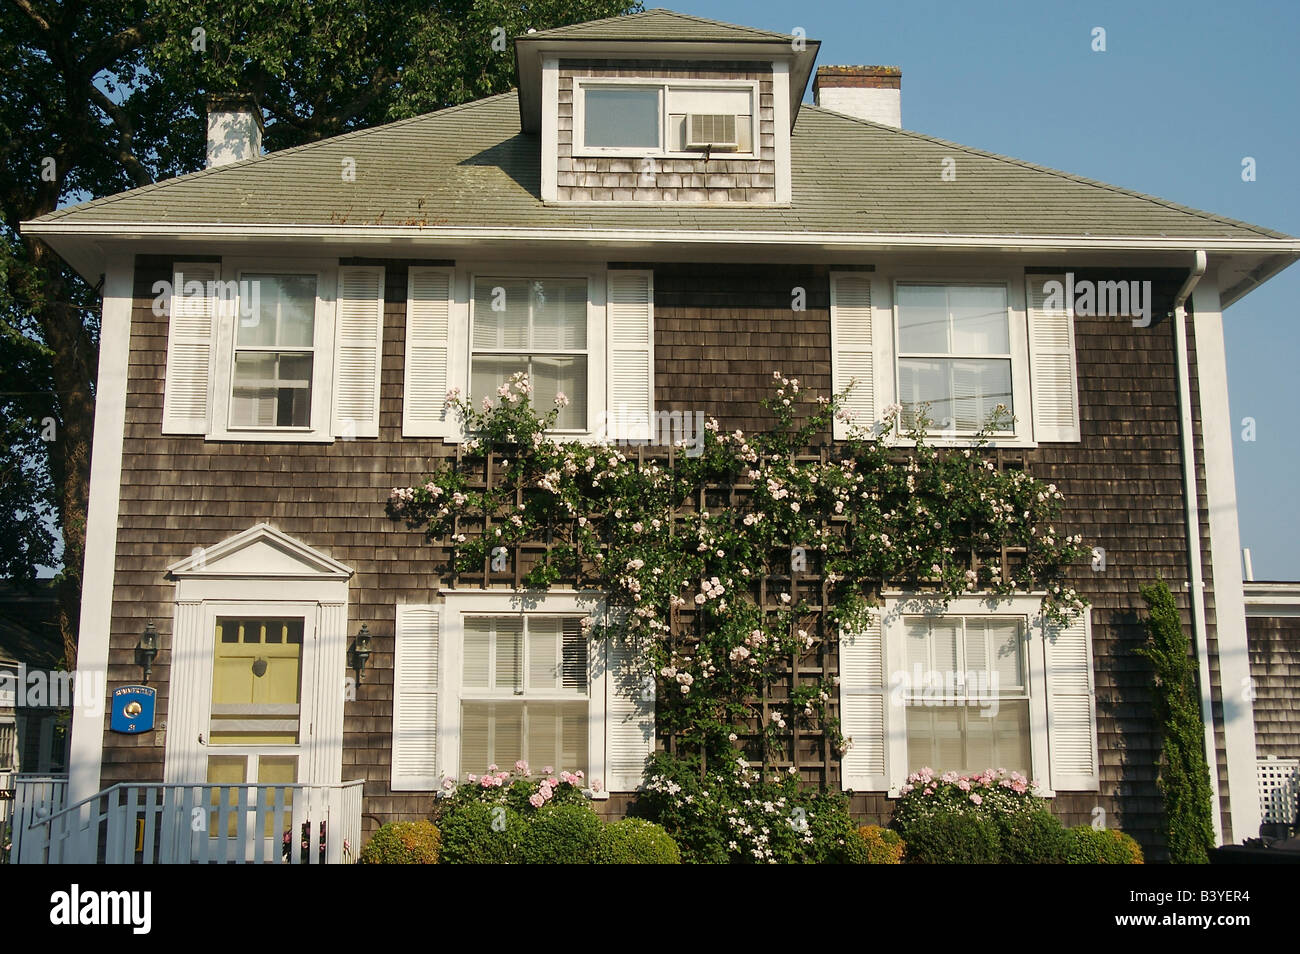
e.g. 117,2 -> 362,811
468,273 -> 593,435
572,77 -> 760,160
449,264 -> 608,442
438,590 -> 609,797
863,267 -> 1035,448
879,593 -> 1054,797
0,718 -> 15,771
207,257 -> 338,442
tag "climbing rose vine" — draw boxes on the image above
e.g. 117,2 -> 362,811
388,372 -> 1088,767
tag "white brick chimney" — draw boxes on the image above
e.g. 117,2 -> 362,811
813,66 -> 901,128
205,93 -> 264,167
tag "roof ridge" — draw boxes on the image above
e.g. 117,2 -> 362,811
802,105 -> 1292,240
521,7 -> 791,42
39,92 -> 522,222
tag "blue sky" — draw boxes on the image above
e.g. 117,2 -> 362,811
688,0 -> 1300,578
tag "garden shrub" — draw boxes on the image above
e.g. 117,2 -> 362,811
596,818 -> 681,864
902,812 -> 1002,864
358,820 -> 441,864
858,825 -> 905,864
997,809 -> 1067,864
641,752 -> 863,864
520,803 -> 602,864
1063,826 -> 1144,864
891,767 -> 1044,838
438,800 -> 527,864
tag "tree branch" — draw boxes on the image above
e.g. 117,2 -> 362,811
87,86 -> 152,187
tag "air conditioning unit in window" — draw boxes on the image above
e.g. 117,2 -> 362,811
686,113 -> 739,151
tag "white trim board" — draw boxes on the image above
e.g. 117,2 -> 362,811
67,254 -> 133,810
1192,278 -> 1262,843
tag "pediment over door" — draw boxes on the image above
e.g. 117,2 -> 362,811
166,523 -> 353,581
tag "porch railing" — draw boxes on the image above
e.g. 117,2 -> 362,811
22,780 -> 363,864
1258,756 -> 1300,829
5,773 -> 68,864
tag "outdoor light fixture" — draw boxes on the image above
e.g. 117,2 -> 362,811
137,621 -> 159,684
351,624 -> 372,685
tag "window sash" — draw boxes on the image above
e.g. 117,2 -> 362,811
895,282 -> 1014,434
460,615 -> 589,700
469,277 -> 590,431
905,700 -> 1032,777
901,615 -> 1027,701
226,270 -> 325,432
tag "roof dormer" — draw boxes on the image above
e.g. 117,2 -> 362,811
514,9 -> 819,205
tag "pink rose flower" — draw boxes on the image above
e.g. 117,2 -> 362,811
969,793 -> 983,806
480,776 -> 495,788
529,793 -> 544,808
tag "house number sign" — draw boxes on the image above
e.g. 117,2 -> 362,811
110,685 -> 156,734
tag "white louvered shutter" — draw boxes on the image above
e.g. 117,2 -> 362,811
403,267 -> 454,437
1044,610 -> 1099,790
1026,273 -> 1080,442
163,262 -> 219,434
392,605 -> 440,790
830,273 -> 874,440
839,615 -> 890,791
333,266 -> 385,438
605,632 -> 654,792
606,270 -> 654,441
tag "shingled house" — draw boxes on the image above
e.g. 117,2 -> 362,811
19,9 -> 1300,862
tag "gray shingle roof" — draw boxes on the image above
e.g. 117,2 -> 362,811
518,8 -> 794,43
29,91 -> 1292,240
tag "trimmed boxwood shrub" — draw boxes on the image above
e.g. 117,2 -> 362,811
439,800 -> 527,864
1063,826 -> 1144,864
358,820 -> 441,864
519,803 -> 602,864
903,812 -> 1002,864
858,825 -> 905,864
596,818 -> 681,864
997,809 -> 1067,864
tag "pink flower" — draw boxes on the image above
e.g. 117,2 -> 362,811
543,766 -> 554,775
546,777 -> 559,788
487,764 -> 498,773
969,793 -> 983,806
515,760 -> 529,775
957,779 -> 971,791
479,776 -> 495,788
529,793 -> 544,808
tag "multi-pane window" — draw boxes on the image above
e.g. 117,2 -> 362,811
896,283 -> 1013,433
460,616 -> 589,775
0,721 -> 15,770
903,615 -> 1030,775
210,617 -> 304,745
471,278 -> 588,430
231,274 -> 317,428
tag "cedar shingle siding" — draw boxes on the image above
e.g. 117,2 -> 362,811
1247,616 -> 1300,759
103,259 -> 1228,859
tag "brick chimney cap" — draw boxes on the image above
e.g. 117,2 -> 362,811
813,65 -> 901,91
817,65 -> 901,75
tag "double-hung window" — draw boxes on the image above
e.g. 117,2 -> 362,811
230,274 -> 318,429
902,615 -> 1030,776
896,283 -> 1014,434
459,616 -> 589,775
470,277 -> 588,430
839,596 -> 1098,795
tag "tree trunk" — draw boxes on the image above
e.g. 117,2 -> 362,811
30,240 -> 99,671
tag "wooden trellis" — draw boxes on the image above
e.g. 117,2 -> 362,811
442,442 -> 1031,790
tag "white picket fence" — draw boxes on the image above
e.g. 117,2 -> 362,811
21,780 -> 363,864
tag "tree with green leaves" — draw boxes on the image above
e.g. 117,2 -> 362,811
1136,579 -> 1217,863
0,0 -> 640,667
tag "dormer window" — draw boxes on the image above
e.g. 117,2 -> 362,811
573,79 -> 757,158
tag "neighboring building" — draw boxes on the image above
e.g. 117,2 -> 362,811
20,9 -> 1300,861
1244,581 -> 1300,837
0,583 -> 69,776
